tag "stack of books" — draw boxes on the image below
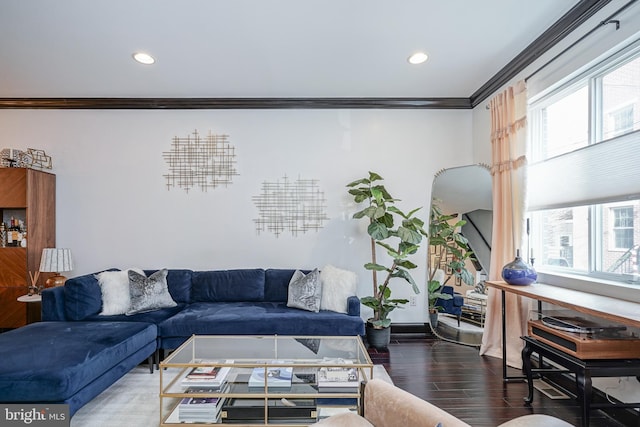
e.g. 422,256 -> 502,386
178,396 -> 224,423
317,365 -> 359,392
180,360 -> 232,389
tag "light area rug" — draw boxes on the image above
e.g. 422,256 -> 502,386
71,365 -> 391,427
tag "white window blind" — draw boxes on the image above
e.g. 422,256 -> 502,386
527,131 -> 640,211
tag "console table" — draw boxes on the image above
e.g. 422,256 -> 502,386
486,281 -> 640,427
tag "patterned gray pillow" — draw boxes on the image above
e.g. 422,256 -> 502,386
287,269 -> 322,312
126,269 -> 177,315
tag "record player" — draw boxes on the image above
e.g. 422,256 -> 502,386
528,311 -> 640,359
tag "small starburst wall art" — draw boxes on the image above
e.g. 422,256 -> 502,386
162,129 -> 238,193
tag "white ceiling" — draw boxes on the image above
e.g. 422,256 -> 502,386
0,0 -> 580,99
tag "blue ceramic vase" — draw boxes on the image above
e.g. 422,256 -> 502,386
501,250 -> 537,286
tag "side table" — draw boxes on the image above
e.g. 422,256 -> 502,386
462,290 -> 488,327
17,294 -> 42,324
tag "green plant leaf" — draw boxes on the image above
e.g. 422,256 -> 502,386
370,186 -> 383,203
380,212 -> 394,228
406,207 -> 422,218
368,222 -> 389,240
360,206 -> 379,218
372,206 -> 386,219
369,318 -> 391,328
398,242 -> 419,255
397,226 -> 422,244
368,171 -> 383,182
346,178 -> 370,187
352,208 -> 369,219
364,263 -> 388,271
387,205 -> 405,217
396,259 -> 417,269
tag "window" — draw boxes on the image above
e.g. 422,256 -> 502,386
611,206 -> 634,250
528,41 -> 640,288
607,105 -> 634,138
601,55 -> 640,141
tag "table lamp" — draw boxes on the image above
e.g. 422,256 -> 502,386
40,248 -> 74,287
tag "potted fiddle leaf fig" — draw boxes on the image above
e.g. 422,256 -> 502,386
428,200 -> 475,326
347,172 -> 427,349
427,277 -> 452,328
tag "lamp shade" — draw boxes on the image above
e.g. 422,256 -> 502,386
39,248 -> 74,273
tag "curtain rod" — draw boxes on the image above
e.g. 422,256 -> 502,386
525,0 -> 637,82
485,0 -> 637,110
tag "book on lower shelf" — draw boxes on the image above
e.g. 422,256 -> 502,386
180,360 -> 233,389
178,395 -> 225,423
248,362 -> 293,389
317,365 -> 359,391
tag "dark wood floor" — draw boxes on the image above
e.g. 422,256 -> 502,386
368,333 -> 635,427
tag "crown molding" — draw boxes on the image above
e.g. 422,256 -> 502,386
0,0 -> 614,110
0,97 -> 471,110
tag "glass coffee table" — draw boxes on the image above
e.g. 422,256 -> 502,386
159,335 -> 373,426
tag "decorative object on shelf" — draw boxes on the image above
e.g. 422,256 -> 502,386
27,148 -> 52,169
162,129 -> 238,193
39,248 -> 74,287
0,148 -> 52,169
253,175 -> 328,237
501,249 -> 537,286
0,222 -> 6,247
1,148 -> 28,168
28,271 -> 42,295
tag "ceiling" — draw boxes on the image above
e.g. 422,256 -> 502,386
1,1 -> 587,104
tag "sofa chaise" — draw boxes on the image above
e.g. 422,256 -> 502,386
0,321 -> 156,416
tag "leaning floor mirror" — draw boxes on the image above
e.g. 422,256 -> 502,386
428,164 -> 492,347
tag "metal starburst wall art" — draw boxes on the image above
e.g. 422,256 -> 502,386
163,130 -> 238,193
253,175 -> 329,237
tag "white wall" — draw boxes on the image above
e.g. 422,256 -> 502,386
0,108 -> 473,323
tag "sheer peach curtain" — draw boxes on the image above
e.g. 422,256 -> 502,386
479,80 -> 533,368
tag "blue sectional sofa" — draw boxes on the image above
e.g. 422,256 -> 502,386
42,268 -> 365,350
1,268 -> 363,417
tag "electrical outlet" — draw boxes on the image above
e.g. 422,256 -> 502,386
409,296 -> 417,307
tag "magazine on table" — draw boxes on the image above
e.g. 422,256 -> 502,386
248,361 -> 293,388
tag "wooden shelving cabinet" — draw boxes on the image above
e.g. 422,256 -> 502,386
0,168 -> 55,328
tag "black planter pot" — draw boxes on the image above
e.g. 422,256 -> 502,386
365,322 -> 391,349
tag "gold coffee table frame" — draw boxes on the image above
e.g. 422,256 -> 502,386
159,335 -> 373,426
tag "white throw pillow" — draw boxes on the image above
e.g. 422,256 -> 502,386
320,264 -> 357,314
96,268 -> 143,315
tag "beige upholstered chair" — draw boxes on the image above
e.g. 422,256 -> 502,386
313,379 -> 574,427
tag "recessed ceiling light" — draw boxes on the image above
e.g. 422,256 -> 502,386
132,52 -> 155,65
408,52 -> 428,65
